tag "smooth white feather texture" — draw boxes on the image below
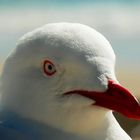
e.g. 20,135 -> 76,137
0,23 -> 131,140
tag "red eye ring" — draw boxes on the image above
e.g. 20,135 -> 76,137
43,60 -> 56,76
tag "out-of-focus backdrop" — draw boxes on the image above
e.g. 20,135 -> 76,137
0,0 -> 140,139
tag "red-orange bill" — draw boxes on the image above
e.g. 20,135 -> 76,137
64,80 -> 140,120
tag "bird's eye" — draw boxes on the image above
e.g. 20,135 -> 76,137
43,60 -> 56,76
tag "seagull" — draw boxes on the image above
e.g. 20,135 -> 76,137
0,23 -> 140,140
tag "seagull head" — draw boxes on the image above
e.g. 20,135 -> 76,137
0,23 -> 140,134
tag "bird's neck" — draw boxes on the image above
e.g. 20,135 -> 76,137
74,111 -> 131,140
0,110 -> 131,140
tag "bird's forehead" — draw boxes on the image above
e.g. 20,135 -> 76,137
18,23 -> 115,63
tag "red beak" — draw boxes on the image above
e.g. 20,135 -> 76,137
64,80 -> 140,120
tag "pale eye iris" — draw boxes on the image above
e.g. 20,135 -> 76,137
43,60 -> 56,76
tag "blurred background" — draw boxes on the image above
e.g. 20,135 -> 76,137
0,0 -> 140,139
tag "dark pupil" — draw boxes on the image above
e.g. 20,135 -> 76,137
48,65 -> 53,70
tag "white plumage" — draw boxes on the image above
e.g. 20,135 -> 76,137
0,23 -> 136,140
